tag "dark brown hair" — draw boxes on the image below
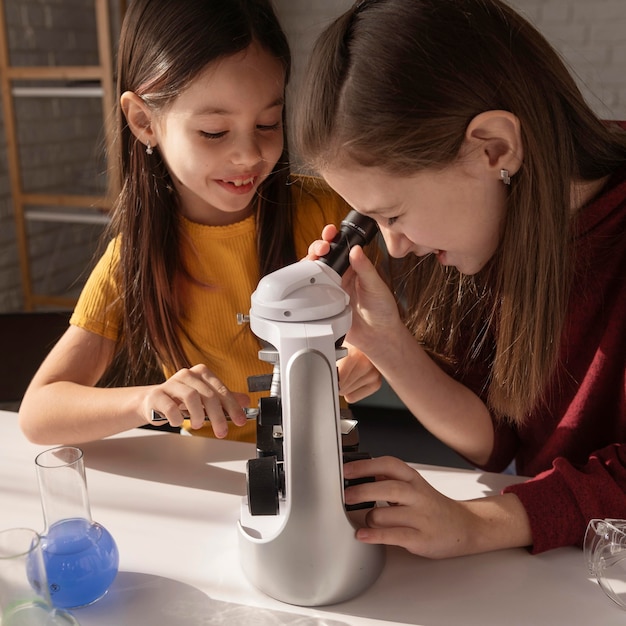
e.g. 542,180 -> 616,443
103,0 -> 294,385
295,0 -> 626,423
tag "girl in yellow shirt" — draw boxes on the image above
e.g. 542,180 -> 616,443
19,0 -> 380,445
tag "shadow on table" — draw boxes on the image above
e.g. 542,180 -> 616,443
323,545 -> 609,626
80,433 -> 252,496
75,571 -> 349,626
77,420 -> 524,504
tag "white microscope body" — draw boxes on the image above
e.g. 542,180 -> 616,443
238,213 -> 385,606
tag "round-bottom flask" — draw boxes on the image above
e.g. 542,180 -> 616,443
34,446 -> 119,609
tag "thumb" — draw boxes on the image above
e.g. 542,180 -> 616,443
348,245 -> 382,292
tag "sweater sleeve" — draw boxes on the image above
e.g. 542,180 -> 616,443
503,443 -> 626,553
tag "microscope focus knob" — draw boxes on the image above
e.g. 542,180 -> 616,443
343,451 -> 376,511
246,456 -> 284,516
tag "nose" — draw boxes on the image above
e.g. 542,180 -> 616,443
380,227 -> 413,258
229,132 -> 262,167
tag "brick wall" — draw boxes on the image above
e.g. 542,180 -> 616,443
0,0 -> 624,312
275,0 -> 626,122
510,0 -> 626,120
0,0 -> 114,312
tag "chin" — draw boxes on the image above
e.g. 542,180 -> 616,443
458,261 -> 488,276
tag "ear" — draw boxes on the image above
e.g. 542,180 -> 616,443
464,110 -> 523,178
120,91 -> 157,149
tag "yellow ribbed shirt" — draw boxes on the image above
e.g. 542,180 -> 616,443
70,176 -> 349,441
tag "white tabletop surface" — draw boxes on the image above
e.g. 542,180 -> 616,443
0,410 -> 622,625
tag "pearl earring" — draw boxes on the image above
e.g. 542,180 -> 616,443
145,141 -> 153,155
500,169 -> 511,185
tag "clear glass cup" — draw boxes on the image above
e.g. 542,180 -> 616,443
35,446 -> 119,609
0,527 -> 79,625
584,518 -> 626,610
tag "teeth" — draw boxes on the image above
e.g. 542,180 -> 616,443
231,177 -> 254,187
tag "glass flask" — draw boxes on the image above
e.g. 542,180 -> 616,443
0,527 -> 80,625
585,518 -> 626,609
34,446 -> 119,609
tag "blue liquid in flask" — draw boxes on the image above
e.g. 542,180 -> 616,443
40,518 -> 119,609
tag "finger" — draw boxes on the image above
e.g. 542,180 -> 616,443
232,392 -> 251,406
358,512 -> 456,559
183,393 -> 210,430
355,525 -> 424,554
180,365 -> 245,430
349,246 -> 384,292
345,477 -> 417,508
203,381 -> 249,427
322,223 -> 339,242
341,379 -> 381,404
194,370 -> 249,434
338,366 -> 382,401
344,456 -> 420,483
365,501 -> 422,529
306,239 -> 331,260
200,396 -> 229,437
156,370 -> 213,430
202,390 -> 250,426
145,382 -> 194,428
337,349 -> 381,400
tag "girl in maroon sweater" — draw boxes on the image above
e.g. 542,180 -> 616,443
299,0 -> 626,557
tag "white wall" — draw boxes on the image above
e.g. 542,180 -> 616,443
275,0 -> 626,121
510,0 -> 626,119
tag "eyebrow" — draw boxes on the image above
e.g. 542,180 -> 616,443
194,96 -> 284,117
359,205 -> 397,217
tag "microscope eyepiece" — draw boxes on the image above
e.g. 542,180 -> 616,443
317,209 -> 378,276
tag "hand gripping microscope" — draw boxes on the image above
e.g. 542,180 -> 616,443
237,210 -> 386,606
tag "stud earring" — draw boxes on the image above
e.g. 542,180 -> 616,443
145,141 -> 153,155
500,169 -> 511,185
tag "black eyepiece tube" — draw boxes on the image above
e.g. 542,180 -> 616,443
317,209 -> 378,276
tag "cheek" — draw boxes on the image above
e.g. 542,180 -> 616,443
161,147 -> 193,182
162,148 -> 210,190
263,135 -> 284,165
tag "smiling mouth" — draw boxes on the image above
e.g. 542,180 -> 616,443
224,176 -> 255,187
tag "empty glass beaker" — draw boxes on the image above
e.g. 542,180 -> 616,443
0,527 -> 79,625
35,446 -> 119,609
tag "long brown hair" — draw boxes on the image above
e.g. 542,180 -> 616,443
102,0 -> 294,385
295,0 -> 626,423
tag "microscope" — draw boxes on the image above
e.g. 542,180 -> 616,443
237,210 -> 386,606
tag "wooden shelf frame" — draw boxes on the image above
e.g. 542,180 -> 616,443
0,0 -> 120,310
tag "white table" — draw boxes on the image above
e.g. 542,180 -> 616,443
0,410 -> 621,625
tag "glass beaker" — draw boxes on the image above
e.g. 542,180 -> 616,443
0,527 -> 79,625
34,446 -> 119,609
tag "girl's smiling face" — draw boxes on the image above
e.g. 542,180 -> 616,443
150,41 -> 285,225
322,154 -> 509,276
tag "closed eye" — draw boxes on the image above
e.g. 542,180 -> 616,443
200,130 -> 227,140
387,216 -> 398,227
257,122 -> 281,131
200,123 -> 280,139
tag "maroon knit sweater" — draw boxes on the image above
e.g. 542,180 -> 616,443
478,160 -> 626,553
